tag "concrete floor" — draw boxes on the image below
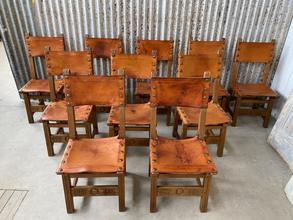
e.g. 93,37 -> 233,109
0,42 -> 293,220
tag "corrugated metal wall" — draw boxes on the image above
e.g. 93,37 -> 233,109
0,0 -> 293,92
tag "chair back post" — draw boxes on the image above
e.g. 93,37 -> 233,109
198,108 -> 207,140
151,50 -> 157,77
25,33 -> 37,80
231,38 -> 242,89
198,71 -> 210,139
44,47 -> 57,101
167,38 -> 174,77
118,69 -> 126,139
261,39 -> 275,85
64,69 -> 77,139
150,106 -> 157,139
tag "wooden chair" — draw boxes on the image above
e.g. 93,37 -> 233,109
57,73 -> 126,213
230,39 -> 278,127
19,34 -> 64,123
149,77 -> 217,213
188,38 -> 229,110
136,39 -> 173,125
40,49 -> 98,156
173,53 -> 231,157
108,52 -> 157,146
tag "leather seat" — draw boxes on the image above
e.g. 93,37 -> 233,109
150,137 -> 217,174
57,136 -> 125,173
177,102 -> 231,126
19,79 -> 63,93
108,103 -> 151,125
41,100 -> 93,121
135,82 -> 228,97
233,83 -> 278,97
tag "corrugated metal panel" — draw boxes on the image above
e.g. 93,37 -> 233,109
0,0 -> 293,91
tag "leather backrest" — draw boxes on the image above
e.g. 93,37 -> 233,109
136,39 -> 173,61
235,41 -> 275,63
111,54 -> 157,79
85,37 -> 123,58
64,75 -> 125,106
188,39 -> 225,56
150,77 -> 210,108
46,50 -> 92,76
177,54 -> 221,78
26,36 -> 64,57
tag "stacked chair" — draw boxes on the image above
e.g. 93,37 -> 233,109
18,34 -> 279,214
135,39 -> 174,125
149,76 -> 217,212
108,52 -> 157,146
173,40 -> 231,157
40,49 -> 97,156
188,39 -> 230,110
230,39 -> 278,127
19,35 -> 64,123
57,72 -> 126,213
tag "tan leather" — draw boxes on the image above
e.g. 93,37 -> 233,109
19,79 -> 63,93
46,51 -> 92,76
137,39 -> 173,61
26,36 -> 64,57
135,81 -> 228,97
85,37 -> 123,58
150,77 -> 210,108
108,103 -> 151,125
188,40 -> 225,56
177,102 -> 231,126
177,54 -> 221,79
64,75 -> 125,106
235,41 -> 274,63
150,137 -> 217,174
111,54 -> 157,79
232,83 -> 278,97
57,136 -> 125,174
41,100 -> 93,121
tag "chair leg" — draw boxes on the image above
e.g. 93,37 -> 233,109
109,125 -> 115,137
232,97 -> 241,126
200,175 -> 212,213
172,110 -> 180,138
181,123 -> 188,139
92,107 -> 99,135
217,126 -> 227,157
118,172 -> 126,212
42,121 -> 54,156
62,174 -> 74,214
263,98 -> 274,128
221,96 -> 229,112
150,173 -> 158,213
23,93 -> 34,123
166,107 -> 172,126
85,122 -> 92,138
